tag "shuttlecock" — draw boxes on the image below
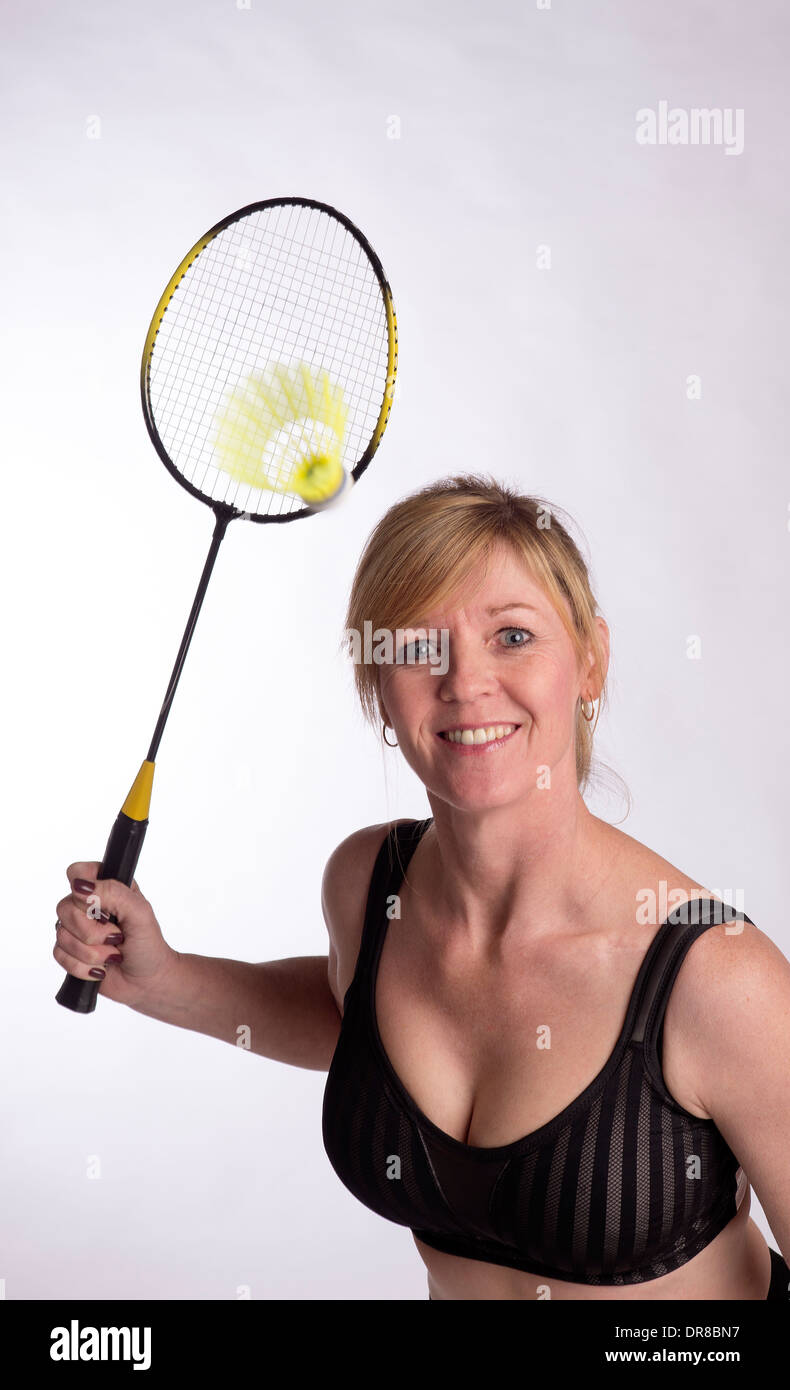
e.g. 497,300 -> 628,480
211,361 -> 348,504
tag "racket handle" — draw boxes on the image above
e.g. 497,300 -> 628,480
56,761 -> 155,1014
55,813 -> 148,1013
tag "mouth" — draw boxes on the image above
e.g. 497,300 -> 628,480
438,723 -> 521,747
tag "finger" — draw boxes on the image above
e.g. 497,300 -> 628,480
66,863 -> 102,890
66,865 -> 145,904
71,876 -> 141,925
55,899 -> 117,947
54,917 -> 99,962
53,933 -> 120,979
58,885 -> 112,928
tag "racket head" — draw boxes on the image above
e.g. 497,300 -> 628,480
140,197 -> 398,523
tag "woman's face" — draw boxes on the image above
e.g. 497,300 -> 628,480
378,543 -> 607,813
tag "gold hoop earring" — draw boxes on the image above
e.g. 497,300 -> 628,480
581,698 -> 596,723
382,723 -> 398,747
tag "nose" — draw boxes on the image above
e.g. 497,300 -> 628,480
436,631 -> 498,704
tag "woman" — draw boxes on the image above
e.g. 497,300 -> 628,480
55,475 -> 790,1301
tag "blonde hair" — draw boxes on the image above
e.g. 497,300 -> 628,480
345,474 -> 623,800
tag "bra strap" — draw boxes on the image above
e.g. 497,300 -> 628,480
630,898 -> 754,1052
352,818 -> 432,982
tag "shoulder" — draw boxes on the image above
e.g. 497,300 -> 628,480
667,912 -> 790,1258
600,827 -> 789,1115
321,820 -> 414,1009
602,824 -> 782,999
668,911 -> 787,1026
666,911 -> 790,1113
321,821 -> 392,932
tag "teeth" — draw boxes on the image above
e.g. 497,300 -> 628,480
444,724 -> 516,745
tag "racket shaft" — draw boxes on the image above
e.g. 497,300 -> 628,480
55,812 -> 148,1013
56,515 -> 228,1016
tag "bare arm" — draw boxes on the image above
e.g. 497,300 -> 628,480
57,827 -> 396,1073
675,919 -> 790,1265
122,821 -> 397,1068
127,953 -> 342,1070
135,821 -> 398,1064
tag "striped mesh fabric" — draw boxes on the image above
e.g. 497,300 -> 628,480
321,820 -> 748,1285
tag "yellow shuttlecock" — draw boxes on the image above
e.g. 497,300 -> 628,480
211,361 -> 348,505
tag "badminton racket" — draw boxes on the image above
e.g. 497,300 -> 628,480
56,195 -> 397,1013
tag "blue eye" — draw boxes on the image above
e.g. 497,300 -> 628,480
399,637 -> 438,661
498,627 -> 533,648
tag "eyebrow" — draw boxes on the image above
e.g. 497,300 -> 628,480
485,603 -> 543,615
404,601 -> 544,629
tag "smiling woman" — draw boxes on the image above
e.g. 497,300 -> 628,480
320,473 -> 790,1300
54,475 -> 790,1302
344,473 -> 611,791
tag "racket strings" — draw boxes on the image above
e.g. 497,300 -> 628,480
147,202 -> 391,517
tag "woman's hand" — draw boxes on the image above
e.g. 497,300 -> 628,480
54,863 -> 179,1008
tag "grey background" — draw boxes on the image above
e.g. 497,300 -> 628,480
1,0 -> 787,1298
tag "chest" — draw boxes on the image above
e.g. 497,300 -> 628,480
371,909 -> 707,1146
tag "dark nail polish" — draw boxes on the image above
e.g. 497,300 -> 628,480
104,933 -> 124,945
89,967 -> 106,979
105,954 -> 123,965
74,879 -> 95,895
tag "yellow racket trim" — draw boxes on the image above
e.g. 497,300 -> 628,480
120,760 -> 155,822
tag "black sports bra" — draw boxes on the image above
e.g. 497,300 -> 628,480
322,818 -> 753,1286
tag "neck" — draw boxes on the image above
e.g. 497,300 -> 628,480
422,781 -> 612,951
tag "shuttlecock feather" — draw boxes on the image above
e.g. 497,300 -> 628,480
211,361 -> 348,504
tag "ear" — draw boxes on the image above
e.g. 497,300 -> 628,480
583,616 -> 610,700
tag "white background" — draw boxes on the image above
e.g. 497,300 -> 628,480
1,0 -> 788,1299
